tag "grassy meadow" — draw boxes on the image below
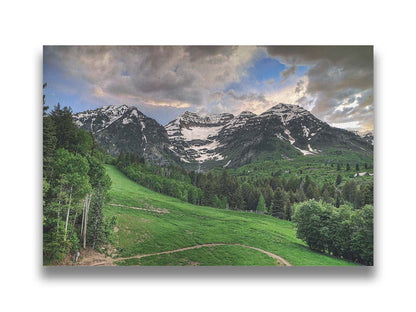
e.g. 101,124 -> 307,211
104,165 -> 356,266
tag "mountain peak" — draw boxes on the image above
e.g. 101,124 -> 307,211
260,103 -> 310,122
238,111 -> 256,118
175,111 -> 234,127
263,103 -> 304,113
101,104 -> 129,112
125,105 -> 144,116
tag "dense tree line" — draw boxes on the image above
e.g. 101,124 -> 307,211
43,89 -> 114,264
115,152 -> 373,221
293,200 -> 373,265
123,165 -> 204,204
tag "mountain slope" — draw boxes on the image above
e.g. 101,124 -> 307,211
74,105 -> 178,165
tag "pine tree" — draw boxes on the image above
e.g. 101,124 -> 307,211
295,188 -> 307,203
256,194 -> 266,214
203,173 -> 216,206
233,186 -> 244,210
342,180 -> 357,204
271,187 -> 285,219
42,84 -> 57,179
43,116 -> 57,179
50,104 -> 78,152
321,186 -> 332,204
362,182 -> 373,205
284,199 -> 292,220
304,176 -> 320,200
263,185 -> 274,208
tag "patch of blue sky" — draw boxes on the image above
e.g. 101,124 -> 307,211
43,62 -> 94,113
296,65 -> 308,77
224,56 -> 309,94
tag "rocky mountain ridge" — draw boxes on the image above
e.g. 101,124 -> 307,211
73,103 -> 373,170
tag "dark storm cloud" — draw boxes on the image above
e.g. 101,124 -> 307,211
266,46 -> 373,131
44,46 -> 258,109
184,46 -> 237,61
266,46 -> 373,69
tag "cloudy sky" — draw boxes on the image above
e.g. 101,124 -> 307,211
43,46 -> 373,133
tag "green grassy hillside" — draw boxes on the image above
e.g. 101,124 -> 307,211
104,165 -> 356,266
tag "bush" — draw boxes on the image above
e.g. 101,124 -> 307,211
293,200 -> 373,265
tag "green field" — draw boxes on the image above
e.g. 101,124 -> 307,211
104,165 -> 356,266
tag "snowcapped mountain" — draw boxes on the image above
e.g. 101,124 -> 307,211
73,105 -> 177,165
165,111 -> 234,164
74,105 -> 130,133
165,103 -> 372,169
73,103 -> 372,169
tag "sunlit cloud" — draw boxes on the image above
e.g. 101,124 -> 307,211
143,99 -> 191,108
330,121 -> 361,130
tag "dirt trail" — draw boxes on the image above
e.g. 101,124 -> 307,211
113,243 -> 291,266
108,203 -> 169,214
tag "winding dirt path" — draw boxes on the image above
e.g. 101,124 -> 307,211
113,243 -> 291,266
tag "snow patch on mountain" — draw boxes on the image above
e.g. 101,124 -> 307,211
302,125 -> 310,137
284,129 -> 296,145
181,126 -> 223,141
195,152 -> 224,162
140,121 -> 147,150
294,146 -> 314,156
307,144 -> 317,153
122,117 -> 132,124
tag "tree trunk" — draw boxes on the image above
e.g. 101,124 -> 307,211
83,193 -> 92,249
64,185 -> 73,241
70,210 -> 78,238
57,211 -> 60,231
57,184 -> 63,232
80,195 -> 87,238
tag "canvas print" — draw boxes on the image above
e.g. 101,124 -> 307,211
43,46 -> 373,266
